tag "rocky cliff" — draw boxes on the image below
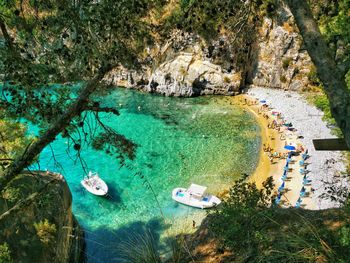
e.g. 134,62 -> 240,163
105,4 -> 314,96
247,4 -> 313,90
0,171 -> 84,263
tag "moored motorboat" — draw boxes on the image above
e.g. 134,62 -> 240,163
81,171 -> 108,196
172,183 -> 221,209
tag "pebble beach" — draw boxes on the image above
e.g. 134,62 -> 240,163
245,86 -> 349,210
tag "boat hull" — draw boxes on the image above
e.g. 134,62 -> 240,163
81,177 -> 108,196
172,188 -> 221,209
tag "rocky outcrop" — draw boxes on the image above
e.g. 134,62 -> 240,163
105,31 -> 244,97
146,53 -> 241,96
0,171 -> 84,263
106,5 -> 314,96
247,4 -> 313,90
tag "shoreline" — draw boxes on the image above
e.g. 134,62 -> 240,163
243,87 -> 348,210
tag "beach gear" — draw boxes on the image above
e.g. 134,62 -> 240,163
284,145 -> 296,151
302,153 -> 309,160
295,197 -> 302,208
278,182 -> 285,193
275,194 -> 281,205
299,168 -> 307,174
303,178 -> 312,185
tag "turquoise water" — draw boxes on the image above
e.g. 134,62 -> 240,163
33,88 -> 260,262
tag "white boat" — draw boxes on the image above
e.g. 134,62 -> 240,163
172,184 -> 221,209
81,171 -> 108,196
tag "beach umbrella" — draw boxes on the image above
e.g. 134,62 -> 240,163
284,145 -> 296,151
260,99 -> 266,103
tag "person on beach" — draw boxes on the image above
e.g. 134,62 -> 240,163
192,220 -> 196,228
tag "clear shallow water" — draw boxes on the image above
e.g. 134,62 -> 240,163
32,88 -> 260,262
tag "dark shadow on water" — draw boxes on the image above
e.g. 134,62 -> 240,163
104,185 -> 122,204
83,217 -> 169,263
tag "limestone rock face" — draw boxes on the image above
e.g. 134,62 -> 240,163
146,53 -> 241,97
0,171 -> 84,263
248,5 -> 313,90
106,5 -> 314,95
105,30 -> 244,97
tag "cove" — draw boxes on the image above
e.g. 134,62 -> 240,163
33,88 -> 260,262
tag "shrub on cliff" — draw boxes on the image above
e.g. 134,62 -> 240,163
0,243 -> 13,263
34,219 -> 57,246
209,178 -> 350,262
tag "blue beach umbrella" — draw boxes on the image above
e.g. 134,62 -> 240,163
260,99 -> 266,103
284,145 -> 296,151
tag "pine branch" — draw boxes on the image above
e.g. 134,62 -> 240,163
0,64 -> 114,189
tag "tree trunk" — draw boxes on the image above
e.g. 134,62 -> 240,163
0,65 -> 113,189
286,0 -> 350,148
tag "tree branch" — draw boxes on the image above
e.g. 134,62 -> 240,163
0,17 -> 14,51
0,64 -> 114,189
84,105 -> 120,115
286,0 -> 350,149
337,59 -> 350,77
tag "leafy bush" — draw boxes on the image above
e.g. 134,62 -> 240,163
34,219 -> 57,246
259,0 -> 278,17
209,178 -> 350,262
1,187 -> 20,203
307,65 -> 321,85
210,177 -> 275,254
282,57 -> 292,70
280,75 -> 287,83
0,243 -> 12,263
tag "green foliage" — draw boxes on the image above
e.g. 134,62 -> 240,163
164,0 -> 257,42
1,187 -> 20,203
0,243 -> 12,263
210,178 -> 350,262
307,65 -> 321,86
92,130 -> 138,163
0,0 -> 165,125
339,226 -> 350,246
282,57 -> 292,70
280,75 -> 287,83
258,0 -> 278,18
33,219 -> 57,246
0,110 -> 32,170
210,177 -> 275,252
311,0 -> 350,83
